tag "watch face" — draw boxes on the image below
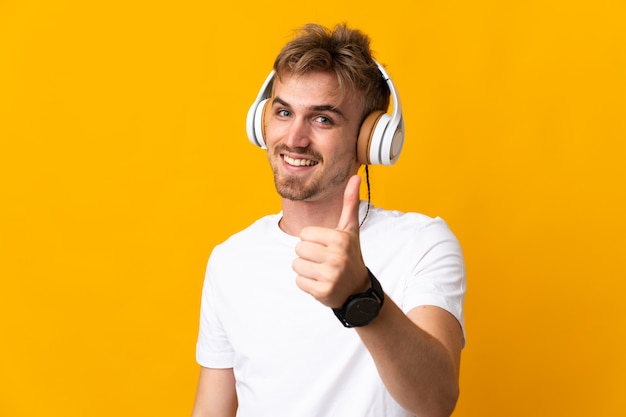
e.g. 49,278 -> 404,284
345,297 -> 381,327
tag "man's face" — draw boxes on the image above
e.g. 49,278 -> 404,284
264,70 -> 362,202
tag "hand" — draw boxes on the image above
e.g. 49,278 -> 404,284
293,175 -> 370,308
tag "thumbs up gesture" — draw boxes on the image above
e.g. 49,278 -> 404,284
293,175 -> 370,308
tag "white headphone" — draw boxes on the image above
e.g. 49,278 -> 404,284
245,62 -> 405,165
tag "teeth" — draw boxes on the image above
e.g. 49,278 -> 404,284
283,155 -> 318,167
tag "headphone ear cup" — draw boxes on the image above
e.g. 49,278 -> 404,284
246,99 -> 265,148
380,119 -> 404,165
357,111 -> 386,165
251,98 -> 271,149
246,70 -> 275,148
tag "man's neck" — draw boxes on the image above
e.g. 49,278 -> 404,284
279,196 -> 345,236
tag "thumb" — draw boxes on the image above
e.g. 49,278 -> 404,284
336,175 -> 362,232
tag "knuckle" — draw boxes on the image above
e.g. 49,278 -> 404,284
327,252 -> 348,270
330,232 -> 349,247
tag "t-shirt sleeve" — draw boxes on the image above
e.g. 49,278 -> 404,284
195,254 -> 235,368
401,217 -> 466,343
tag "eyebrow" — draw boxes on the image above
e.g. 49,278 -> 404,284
272,96 -> 347,120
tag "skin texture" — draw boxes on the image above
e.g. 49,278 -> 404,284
191,70 -> 463,417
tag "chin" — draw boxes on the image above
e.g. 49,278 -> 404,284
274,177 -> 321,202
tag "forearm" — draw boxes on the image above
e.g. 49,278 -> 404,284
356,298 -> 461,417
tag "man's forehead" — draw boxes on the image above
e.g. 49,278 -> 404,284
272,96 -> 347,120
272,71 -> 361,111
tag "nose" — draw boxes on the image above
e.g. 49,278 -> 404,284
284,117 -> 311,149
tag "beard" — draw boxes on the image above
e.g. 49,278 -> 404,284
270,146 -> 355,201
273,173 -> 322,201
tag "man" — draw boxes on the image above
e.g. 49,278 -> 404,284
192,23 -> 465,417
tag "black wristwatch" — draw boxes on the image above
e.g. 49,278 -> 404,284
333,268 -> 384,328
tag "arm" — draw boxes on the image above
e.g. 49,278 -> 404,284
191,367 -> 237,417
294,175 -> 463,416
356,301 -> 463,417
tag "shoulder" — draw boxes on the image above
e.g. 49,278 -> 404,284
208,212 -> 296,270
360,204 -> 463,265
215,213 -> 281,249
363,204 -> 457,240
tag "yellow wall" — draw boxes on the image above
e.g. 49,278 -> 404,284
1,1 -> 624,416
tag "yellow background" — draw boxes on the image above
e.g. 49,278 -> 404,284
1,1 -> 625,416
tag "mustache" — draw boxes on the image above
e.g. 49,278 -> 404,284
273,145 -> 323,161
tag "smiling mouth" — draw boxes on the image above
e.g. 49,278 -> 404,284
282,155 -> 319,167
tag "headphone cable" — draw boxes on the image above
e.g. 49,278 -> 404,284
360,165 -> 371,228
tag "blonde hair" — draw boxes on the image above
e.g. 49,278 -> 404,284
273,23 -> 390,121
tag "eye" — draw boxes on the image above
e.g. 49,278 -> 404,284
277,109 -> 291,117
315,115 -> 333,125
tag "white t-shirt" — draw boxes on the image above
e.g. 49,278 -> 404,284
196,202 -> 466,417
